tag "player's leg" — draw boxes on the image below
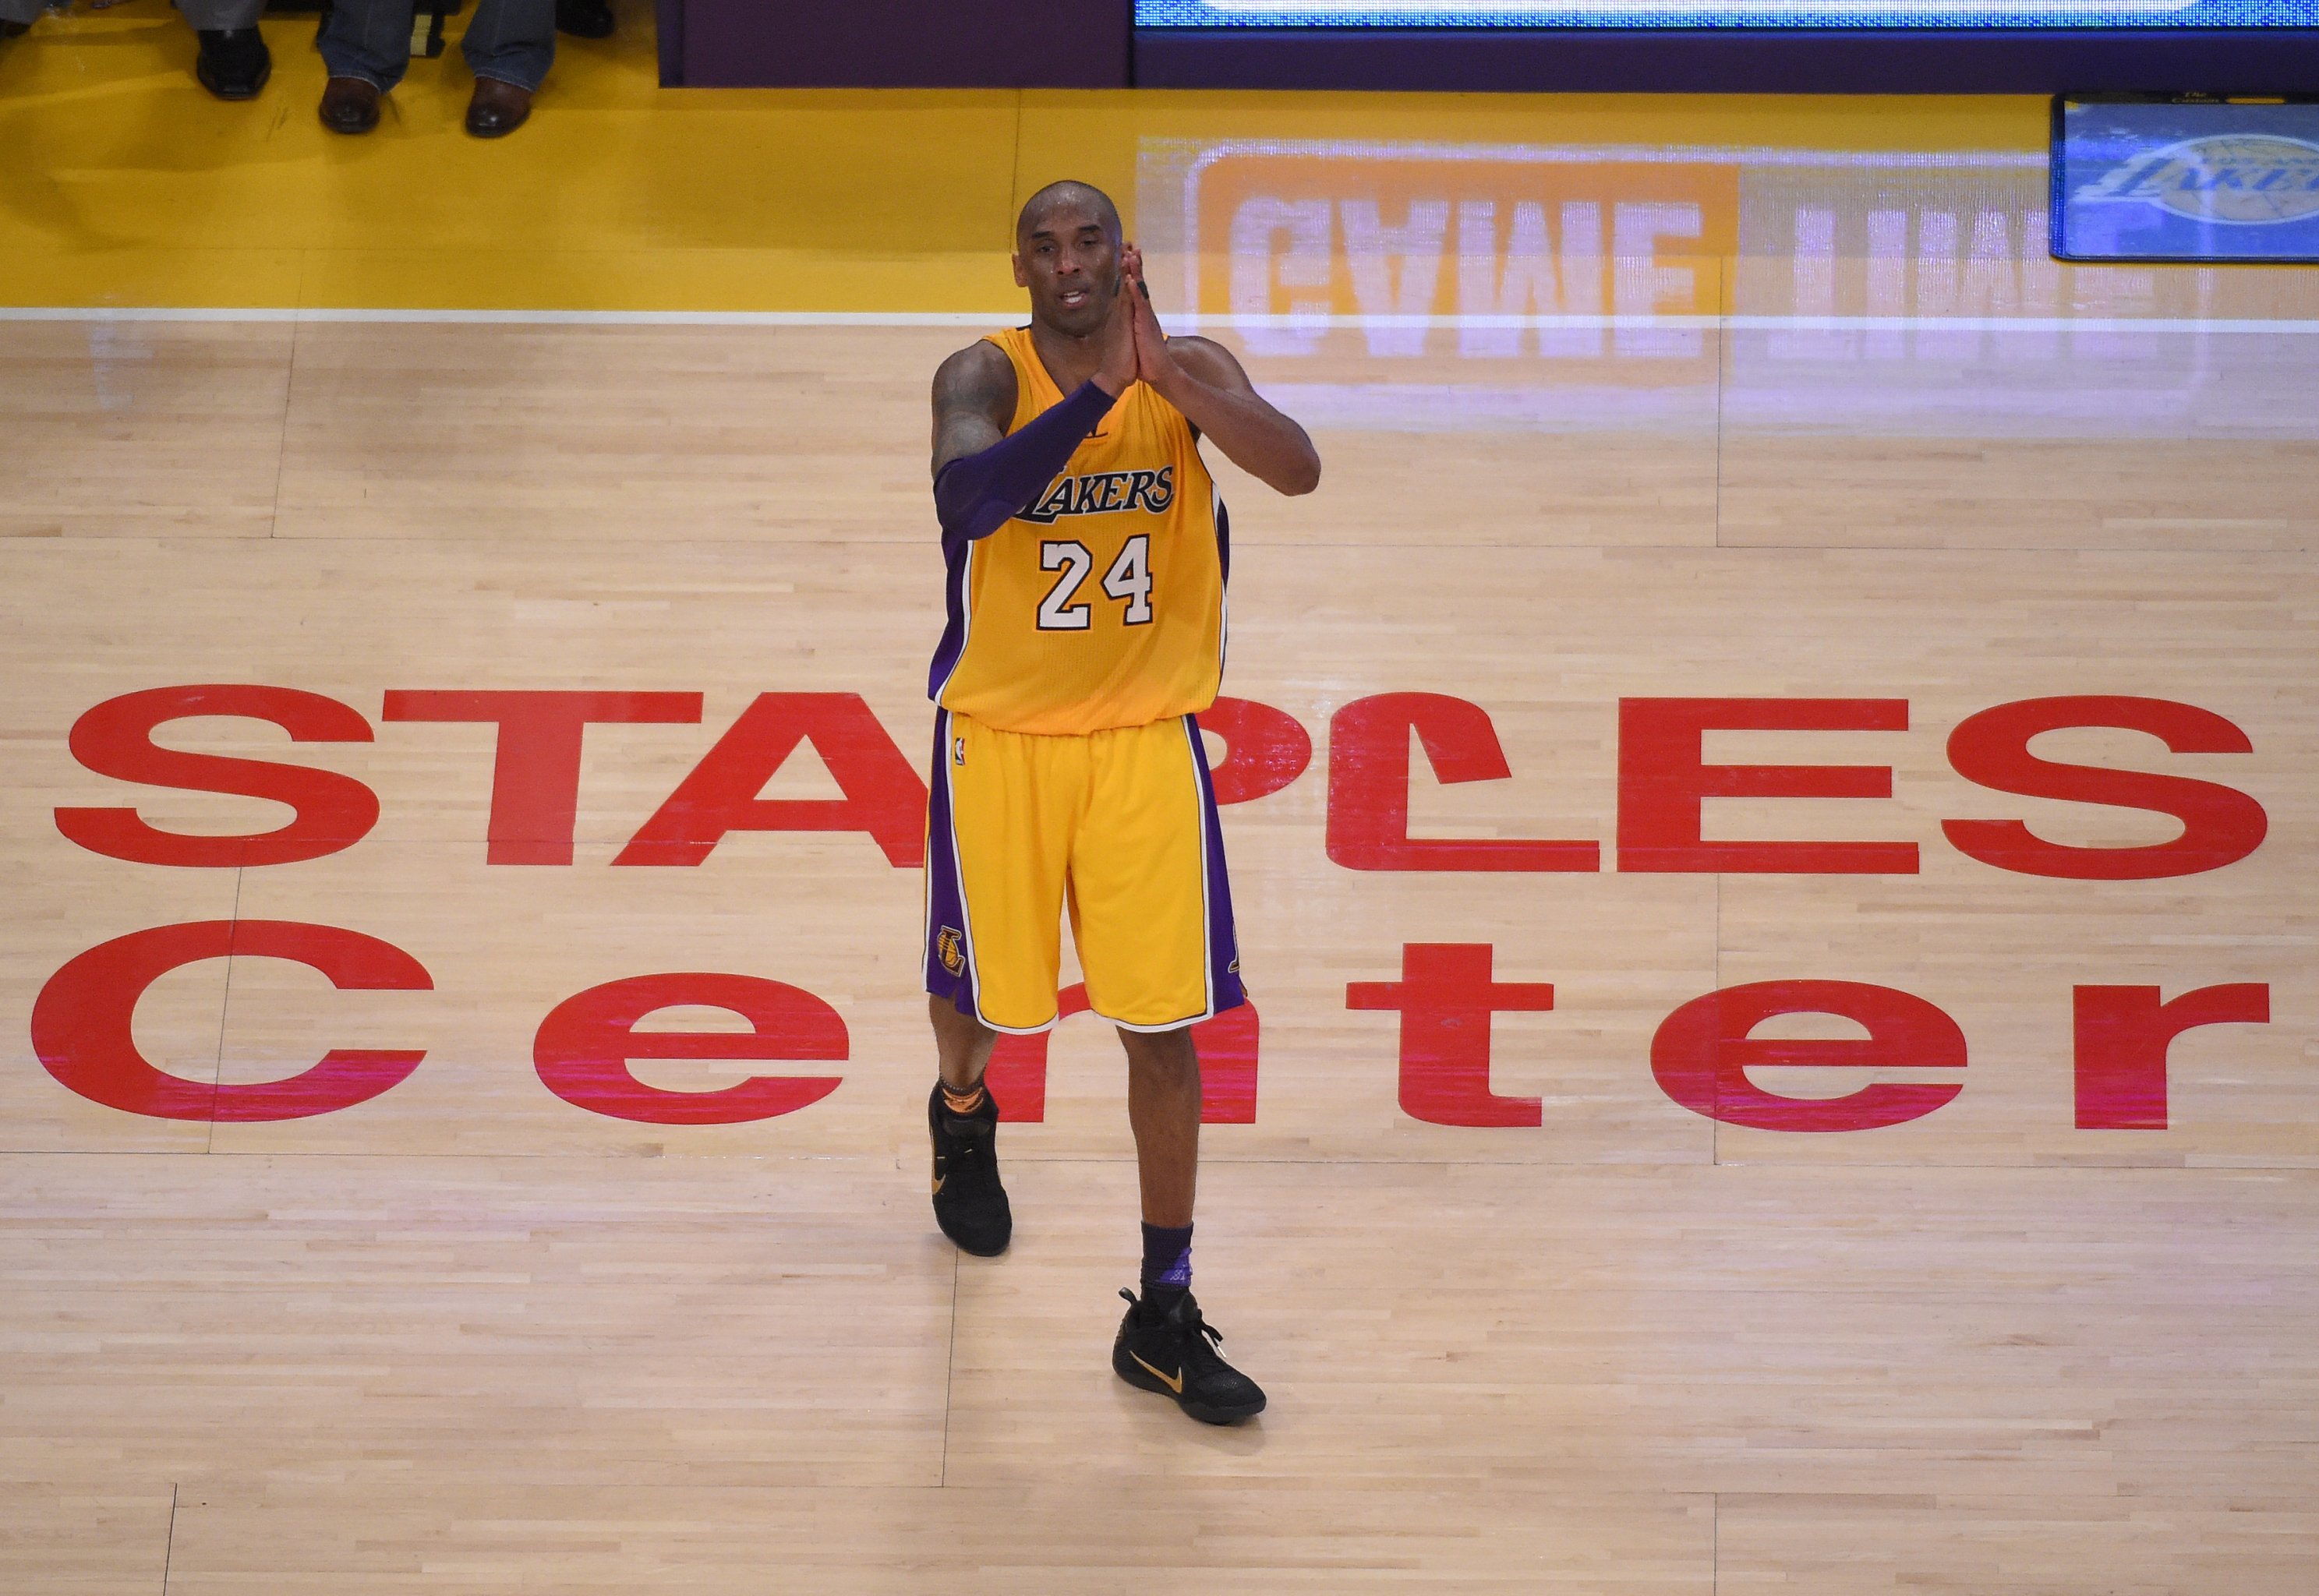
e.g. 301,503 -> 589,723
1073,715 -> 1263,1423
1121,1022 -> 1198,1231
924,994 -> 1007,1254
922,710 -> 1073,1255
931,994 -> 997,1094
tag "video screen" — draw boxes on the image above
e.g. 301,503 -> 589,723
1137,1 -> 2312,27
2053,98 -> 2319,263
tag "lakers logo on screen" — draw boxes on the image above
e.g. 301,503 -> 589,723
2081,133 -> 2319,225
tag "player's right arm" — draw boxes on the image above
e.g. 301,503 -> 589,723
930,341 -> 1018,480
928,305 -> 1135,544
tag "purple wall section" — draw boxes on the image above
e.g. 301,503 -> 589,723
656,0 -> 683,86
650,3 -> 2317,93
662,0 -> 1131,89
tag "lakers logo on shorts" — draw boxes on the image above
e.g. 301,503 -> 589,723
935,926 -> 967,977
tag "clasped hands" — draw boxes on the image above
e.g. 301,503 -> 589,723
1091,245 -> 1182,401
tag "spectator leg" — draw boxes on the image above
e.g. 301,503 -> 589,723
179,0 -> 265,27
461,0 -> 555,94
319,0 -> 420,90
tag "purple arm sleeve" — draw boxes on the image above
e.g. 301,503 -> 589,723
933,379 -> 1115,543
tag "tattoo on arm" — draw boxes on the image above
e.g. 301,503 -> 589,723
930,343 -> 1018,479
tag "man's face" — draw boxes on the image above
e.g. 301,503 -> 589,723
1013,203 -> 1119,338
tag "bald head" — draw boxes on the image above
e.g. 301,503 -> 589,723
1011,180 -> 1129,338
1016,181 -> 1122,250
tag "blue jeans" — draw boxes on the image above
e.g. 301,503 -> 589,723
320,0 -> 554,94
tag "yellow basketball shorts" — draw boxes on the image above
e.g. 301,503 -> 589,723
924,707 -> 1245,1034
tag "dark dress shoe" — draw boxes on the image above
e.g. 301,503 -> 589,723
196,26 -> 271,99
319,76 -> 380,135
465,76 -> 532,139
555,0 -> 615,39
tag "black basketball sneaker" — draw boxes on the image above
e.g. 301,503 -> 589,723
1112,1288 -> 1267,1425
928,1083 -> 1011,1256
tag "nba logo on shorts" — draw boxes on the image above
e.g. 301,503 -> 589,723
935,926 -> 967,976
954,736 -> 966,766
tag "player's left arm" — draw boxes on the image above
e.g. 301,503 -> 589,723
1126,283 -> 1320,497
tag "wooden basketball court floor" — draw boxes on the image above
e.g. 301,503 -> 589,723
5,6 -> 2318,1591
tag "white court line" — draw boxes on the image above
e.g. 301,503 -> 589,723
5,306 -> 2319,334
0,307 -> 1005,327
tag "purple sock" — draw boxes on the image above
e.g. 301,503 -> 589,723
1140,1221 -> 1193,1312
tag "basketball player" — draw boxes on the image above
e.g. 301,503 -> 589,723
920,181 -> 1320,1424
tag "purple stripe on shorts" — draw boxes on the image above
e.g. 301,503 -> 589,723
924,708 -> 977,1018
1186,714 -> 1246,1015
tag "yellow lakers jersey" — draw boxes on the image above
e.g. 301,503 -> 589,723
928,326 -> 1227,737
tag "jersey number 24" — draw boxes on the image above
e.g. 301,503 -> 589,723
1038,536 -> 1153,630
